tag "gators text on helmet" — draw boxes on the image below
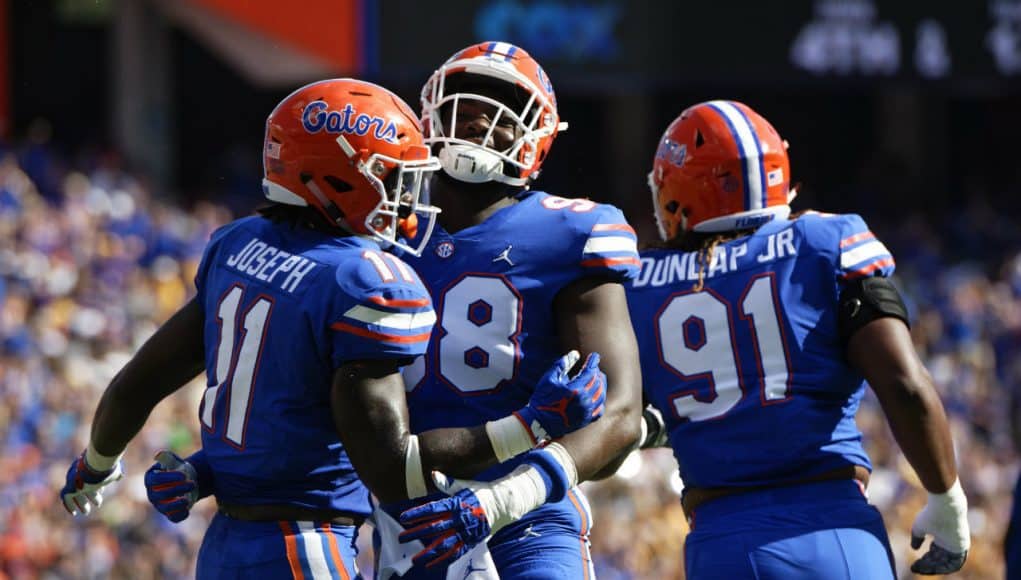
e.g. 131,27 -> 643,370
263,78 -> 442,256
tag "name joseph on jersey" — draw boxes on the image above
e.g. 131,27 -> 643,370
634,227 -> 796,288
224,236 -> 318,293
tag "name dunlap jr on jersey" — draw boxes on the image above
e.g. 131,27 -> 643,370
634,226 -> 796,288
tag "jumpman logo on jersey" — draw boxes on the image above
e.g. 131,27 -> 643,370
520,524 -> 542,539
492,245 -> 515,267
462,558 -> 488,578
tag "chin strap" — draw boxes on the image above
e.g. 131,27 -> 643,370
438,144 -> 529,187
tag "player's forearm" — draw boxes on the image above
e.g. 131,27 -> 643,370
560,332 -> 643,481
560,400 -> 641,481
848,317 -> 958,494
89,376 -> 160,457
418,426 -> 502,479
552,279 -> 643,481
364,423 -> 537,502
89,306 -> 205,456
332,363 -> 457,503
874,370 -> 958,493
91,358 -> 202,456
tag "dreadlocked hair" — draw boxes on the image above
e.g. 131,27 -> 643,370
257,203 -> 345,234
654,228 -> 757,292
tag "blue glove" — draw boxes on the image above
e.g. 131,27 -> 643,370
515,350 -> 606,442
398,477 -> 491,569
397,447 -> 572,570
144,450 -> 211,523
60,450 -> 124,516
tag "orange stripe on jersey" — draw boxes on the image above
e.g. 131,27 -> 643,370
278,521 -> 305,580
567,490 -> 591,580
367,295 -> 430,308
580,257 -> 640,268
592,223 -> 636,235
322,523 -> 351,580
842,257 -> 895,280
839,231 -> 875,248
330,321 -> 431,344
567,489 -> 590,535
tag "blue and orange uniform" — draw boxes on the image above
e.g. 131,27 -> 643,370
628,212 -> 898,579
377,191 -> 639,579
194,216 -> 435,579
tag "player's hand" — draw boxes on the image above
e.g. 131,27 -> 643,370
145,450 -> 201,523
60,451 -> 124,516
910,480 -> 970,575
516,350 -> 605,442
398,472 -> 492,569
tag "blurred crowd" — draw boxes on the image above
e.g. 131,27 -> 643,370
0,137 -> 1017,579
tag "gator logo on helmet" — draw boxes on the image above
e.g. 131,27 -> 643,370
301,101 -> 399,144
655,139 -> 686,168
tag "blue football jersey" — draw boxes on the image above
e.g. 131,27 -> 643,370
392,191 -> 639,525
627,212 -> 895,489
193,216 -> 434,515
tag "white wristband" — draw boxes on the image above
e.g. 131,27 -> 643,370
404,435 -> 428,499
486,414 -> 537,462
85,442 -> 123,472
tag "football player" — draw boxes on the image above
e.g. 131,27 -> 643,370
627,100 -> 970,578
375,42 -> 644,579
59,78 -> 606,579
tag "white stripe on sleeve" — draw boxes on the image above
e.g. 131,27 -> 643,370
583,236 -> 639,255
344,305 -> 437,330
840,240 -> 891,270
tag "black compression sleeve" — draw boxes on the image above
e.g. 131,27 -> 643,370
838,276 -> 910,345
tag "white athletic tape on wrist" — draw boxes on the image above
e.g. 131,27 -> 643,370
472,464 -> 548,534
405,435 -> 428,499
542,442 -> 579,490
933,478 -> 967,507
486,414 -> 537,462
86,442 -> 124,472
929,478 -> 970,549
467,441 -> 580,535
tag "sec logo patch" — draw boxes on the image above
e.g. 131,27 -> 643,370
435,241 -> 455,258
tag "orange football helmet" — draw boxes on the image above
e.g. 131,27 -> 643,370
648,100 -> 795,240
263,78 -> 441,256
420,41 -> 568,186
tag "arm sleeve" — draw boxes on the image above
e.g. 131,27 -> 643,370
327,251 -> 435,365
